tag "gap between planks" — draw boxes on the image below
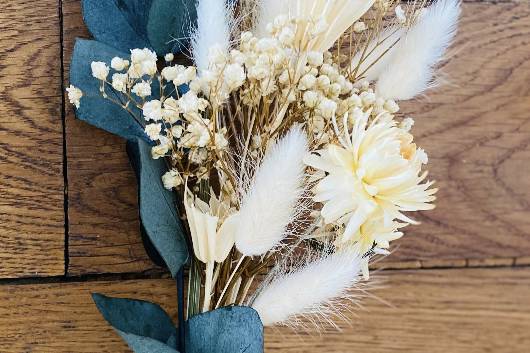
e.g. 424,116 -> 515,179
0,260 -> 528,286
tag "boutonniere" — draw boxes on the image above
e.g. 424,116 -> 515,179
67,0 -> 460,352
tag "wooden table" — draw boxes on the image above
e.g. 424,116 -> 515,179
1,0 -> 529,352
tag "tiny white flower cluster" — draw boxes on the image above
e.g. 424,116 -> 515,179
76,47 -> 232,185
91,61 -> 110,81
188,45 -> 247,107
141,82 -> 230,182
66,85 -> 83,108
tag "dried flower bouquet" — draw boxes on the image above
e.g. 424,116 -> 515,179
68,0 -> 460,351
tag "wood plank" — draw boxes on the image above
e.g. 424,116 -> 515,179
0,278 -> 177,352
396,1 -> 530,263
266,267 -> 530,352
61,1 -> 530,275
62,0 -> 155,275
0,267 -> 529,352
0,0 -> 64,277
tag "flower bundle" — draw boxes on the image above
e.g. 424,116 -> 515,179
68,0 -> 460,351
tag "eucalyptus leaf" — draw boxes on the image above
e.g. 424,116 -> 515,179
117,332 -> 180,353
185,306 -> 264,353
126,138 -> 189,276
147,0 -> 197,54
127,137 -> 168,268
82,0 -> 153,53
140,221 -> 169,268
92,293 -> 178,349
70,39 -> 151,142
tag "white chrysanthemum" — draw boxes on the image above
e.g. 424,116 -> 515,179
346,212 -> 405,253
66,85 -> 82,108
344,212 -> 406,279
305,109 -> 437,241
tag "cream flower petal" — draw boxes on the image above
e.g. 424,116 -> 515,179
214,213 -> 237,262
313,173 -> 355,202
321,196 -> 356,224
307,112 -> 436,254
342,200 -> 377,241
304,152 -> 336,173
184,186 -> 235,264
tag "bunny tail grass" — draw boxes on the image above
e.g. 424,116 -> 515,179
376,0 -> 461,100
234,126 -> 308,256
191,0 -> 234,73
251,250 -> 364,327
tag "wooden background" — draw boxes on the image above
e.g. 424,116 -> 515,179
0,0 -> 529,351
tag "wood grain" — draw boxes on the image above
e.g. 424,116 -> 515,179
0,0 -> 65,277
0,278 -> 177,352
61,1 -> 530,275
0,268 -> 528,352
62,0 -> 155,276
396,1 -> 530,264
265,267 -> 530,353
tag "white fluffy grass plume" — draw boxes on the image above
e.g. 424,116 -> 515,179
191,0 -> 233,73
234,126 -> 308,256
251,250 -> 364,327
376,0 -> 461,100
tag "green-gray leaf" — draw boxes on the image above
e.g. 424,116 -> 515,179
185,306 -> 264,353
147,0 -> 197,55
82,0 -> 196,56
70,39 -> 150,142
117,332 -> 180,353
92,293 -> 178,349
127,138 -> 189,276
82,0 -> 153,53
